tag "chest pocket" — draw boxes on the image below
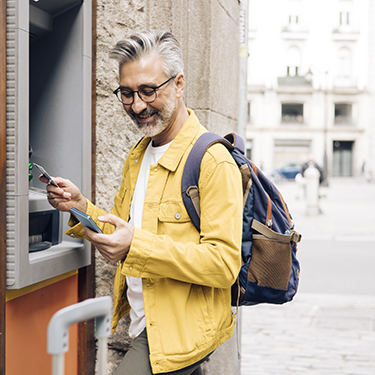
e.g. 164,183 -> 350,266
158,201 -> 199,242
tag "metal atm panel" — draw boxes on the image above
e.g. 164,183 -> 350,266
6,0 -> 92,289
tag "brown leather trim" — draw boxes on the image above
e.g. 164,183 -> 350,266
279,192 -> 292,227
266,193 -> 273,227
250,161 -> 258,177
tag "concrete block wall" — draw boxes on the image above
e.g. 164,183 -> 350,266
95,1 -> 240,373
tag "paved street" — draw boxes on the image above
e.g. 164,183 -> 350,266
240,177 -> 375,374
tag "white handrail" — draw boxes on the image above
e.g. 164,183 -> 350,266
47,296 -> 112,375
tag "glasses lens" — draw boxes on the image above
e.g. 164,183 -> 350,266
139,87 -> 157,103
119,89 -> 134,105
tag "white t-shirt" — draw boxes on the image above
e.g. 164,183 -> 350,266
127,140 -> 172,338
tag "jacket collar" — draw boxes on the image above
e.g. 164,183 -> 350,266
130,109 -> 202,172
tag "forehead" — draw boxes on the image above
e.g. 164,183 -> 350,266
119,54 -> 166,87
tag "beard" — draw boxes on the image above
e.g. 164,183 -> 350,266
126,94 -> 177,138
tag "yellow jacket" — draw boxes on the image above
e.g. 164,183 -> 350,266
66,109 -> 242,373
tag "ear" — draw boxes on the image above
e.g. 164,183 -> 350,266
174,73 -> 185,99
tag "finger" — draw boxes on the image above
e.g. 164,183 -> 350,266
82,227 -> 97,241
47,185 -> 71,199
82,229 -> 112,260
39,175 -> 49,184
98,214 -> 121,227
47,190 -> 62,199
47,192 -> 69,202
47,194 -> 71,205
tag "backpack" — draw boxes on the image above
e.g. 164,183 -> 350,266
181,132 -> 302,306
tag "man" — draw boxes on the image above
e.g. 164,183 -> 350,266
301,154 -> 323,184
42,30 -> 242,375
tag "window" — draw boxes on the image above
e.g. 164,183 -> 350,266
286,0 -> 302,30
287,66 -> 299,77
334,103 -> 353,125
286,46 -> 301,77
340,11 -> 350,26
281,103 -> 304,124
246,140 -> 253,160
289,15 -> 299,25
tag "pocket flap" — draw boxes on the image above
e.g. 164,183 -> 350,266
158,202 -> 190,223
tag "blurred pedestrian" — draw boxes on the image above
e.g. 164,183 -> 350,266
301,154 -> 323,185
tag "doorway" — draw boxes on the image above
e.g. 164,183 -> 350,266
332,140 -> 354,176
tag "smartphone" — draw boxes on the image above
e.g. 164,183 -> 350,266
70,207 -> 103,234
33,163 -> 59,187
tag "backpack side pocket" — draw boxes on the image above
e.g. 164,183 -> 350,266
248,236 -> 292,291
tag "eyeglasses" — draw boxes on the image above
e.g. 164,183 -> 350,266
113,76 -> 176,105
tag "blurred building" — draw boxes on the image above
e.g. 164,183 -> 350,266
246,0 -> 375,180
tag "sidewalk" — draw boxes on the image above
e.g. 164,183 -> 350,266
241,293 -> 375,375
240,178 -> 375,375
280,177 -> 375,241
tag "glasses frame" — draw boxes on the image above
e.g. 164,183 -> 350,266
113,75 -> 177,105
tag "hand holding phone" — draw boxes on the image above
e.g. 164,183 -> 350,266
71,207 -> 103,234
33,163 -> 59,187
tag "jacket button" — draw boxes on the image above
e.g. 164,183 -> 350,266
175,212 -> 181,220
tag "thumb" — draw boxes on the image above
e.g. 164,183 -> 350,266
98,214 -> 121,227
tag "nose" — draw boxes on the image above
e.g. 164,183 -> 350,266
131,92 -> 148,114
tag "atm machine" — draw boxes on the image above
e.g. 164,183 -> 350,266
6,0 -> 92,289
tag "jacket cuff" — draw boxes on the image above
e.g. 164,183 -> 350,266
65,198 -> 92,239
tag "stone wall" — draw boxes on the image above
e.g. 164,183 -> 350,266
95,1 -> 240,373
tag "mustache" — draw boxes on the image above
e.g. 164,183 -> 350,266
128,107 -> 159,118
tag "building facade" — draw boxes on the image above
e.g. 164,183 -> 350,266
246,0 -> 373,180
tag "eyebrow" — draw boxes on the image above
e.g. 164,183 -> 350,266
119,82 -> 158,90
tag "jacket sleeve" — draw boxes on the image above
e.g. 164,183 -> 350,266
65,154 -> 133,239
64,199 -> 115,239
122,145 -> 243,289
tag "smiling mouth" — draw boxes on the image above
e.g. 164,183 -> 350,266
130,108 -> 159,125
137,113 -> 155,123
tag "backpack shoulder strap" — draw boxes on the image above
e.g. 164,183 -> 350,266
223,133 -> 245,155
181,132 -> 234,232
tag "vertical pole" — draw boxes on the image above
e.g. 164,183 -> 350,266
238,0 -> 249,140
52,354 -> 65,375
0,0 -> 7,373
78,0 -> 97,374
322,71 -> 329,186
97,337 -> 108,375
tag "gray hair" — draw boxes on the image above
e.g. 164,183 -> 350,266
109,30 -> 184,78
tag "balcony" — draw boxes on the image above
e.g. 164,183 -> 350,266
281,24 -> 308,40
278,74 -> 312,87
